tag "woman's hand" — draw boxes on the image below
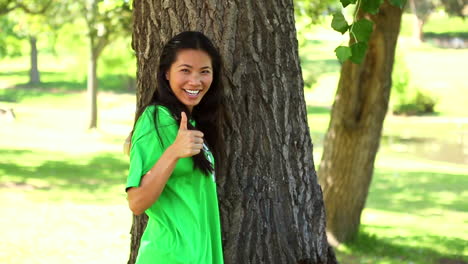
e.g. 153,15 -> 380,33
170,112 -> 204,158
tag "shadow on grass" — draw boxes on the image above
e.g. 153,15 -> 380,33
367,169 -> 467,214
0,149 -> 127,192
338,228 -> 468,264
301,58 -> 340,74
299,57 -> 340,87
307,105 -> 331,115
424,32 -> 468,40
0,70 -> 29,77
381,135 -> 467,165
0,87 -> 78,102
0,70 -> 135,102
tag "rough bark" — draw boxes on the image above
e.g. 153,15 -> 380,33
129,0 -> 337,263
318,1 -> 403,244
29,36 -> 40,85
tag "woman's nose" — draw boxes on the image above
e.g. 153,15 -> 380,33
188,74 -> 202,85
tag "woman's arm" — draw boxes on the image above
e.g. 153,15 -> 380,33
127,112 -> 204,215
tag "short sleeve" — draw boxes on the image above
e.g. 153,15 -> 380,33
126,107 -> 161,190
126,138 -> 148,190
126,105 -> 177,191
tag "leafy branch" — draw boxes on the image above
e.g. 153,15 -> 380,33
332,0 -> 406,64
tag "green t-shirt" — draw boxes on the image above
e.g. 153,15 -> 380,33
126,105 -> 224,264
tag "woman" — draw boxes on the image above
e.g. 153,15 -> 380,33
126,31 -> 224,264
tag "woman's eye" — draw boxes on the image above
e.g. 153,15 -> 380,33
181,69 -> 190,73
201,70 -> 211,74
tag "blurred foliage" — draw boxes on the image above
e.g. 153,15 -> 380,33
391,53 -> 410,105
0,0 -> 52,15
391,53 -> 439,116
439,0 -> 468,18
0,0 -> 76,59
408,0 -> 467,22
393,90 -> 439,115
408,0 -> 435,22
295,0 -> 340,22
78,0 -> 132,57
0,16 -> 23,57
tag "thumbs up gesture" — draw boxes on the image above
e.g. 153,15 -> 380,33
171,112 -> 204,158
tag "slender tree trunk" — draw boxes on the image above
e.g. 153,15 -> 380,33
129,0 -> 337,263
318,1 -> 403,244
29,36 -> 40,85
409,0 -> 424,43
87,40 -> 98,129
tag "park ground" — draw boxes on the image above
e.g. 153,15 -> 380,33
0,14 -> 467,264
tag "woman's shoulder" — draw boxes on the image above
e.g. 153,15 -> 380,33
132,105 -> 177,143
140,104 -> 177,128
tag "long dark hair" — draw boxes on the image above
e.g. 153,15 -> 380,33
132,31 -> 222,176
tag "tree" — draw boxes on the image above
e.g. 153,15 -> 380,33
0,0 -> 55,84
128,0 -> 337,263
408,0 -> 435,42
408,0 -> 467,42
318,0 -> 404,244
79,0 -> 131,129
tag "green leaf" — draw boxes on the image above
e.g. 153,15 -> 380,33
389,0 -> 407,8
361,0 -> 384,14
340,0 -> 352,7
351,19 -> 374,42
350,42 -> 368,64
335,46 -> 352,63
331,12 -> 349,34
340,0 -> 358,7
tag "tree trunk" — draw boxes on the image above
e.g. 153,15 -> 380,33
318,1 -> 403,244
129,0 -> 337,264
409,0 -> 424,43
29,36 -> 40,85
87,40 -> 98,129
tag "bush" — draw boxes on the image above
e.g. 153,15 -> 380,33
393,90 -> 438,116
391,53 -> 438,116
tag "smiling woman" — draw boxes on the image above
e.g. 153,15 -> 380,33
125,31 -> 224,264
165,49 -> 213,112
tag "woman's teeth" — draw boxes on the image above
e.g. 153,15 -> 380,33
185,90 -> 200,95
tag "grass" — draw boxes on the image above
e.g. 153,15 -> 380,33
0,89 -> 135,264
1,13 -> 467,264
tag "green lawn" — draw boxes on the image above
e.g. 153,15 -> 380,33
0,86 -> 135,263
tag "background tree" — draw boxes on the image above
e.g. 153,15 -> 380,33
318,0 -> 405,244
7,6 -> 64,84
79,0 -> 131,129
408,0 -> 435,42
0,0 -> 56,84
408,0 -> 467,42
129,0 -> 337,263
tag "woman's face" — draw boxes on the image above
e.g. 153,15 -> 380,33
166,49 -> 213,113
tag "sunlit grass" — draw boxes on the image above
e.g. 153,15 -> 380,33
1,90 -> 135,264
0,194 -> 132,264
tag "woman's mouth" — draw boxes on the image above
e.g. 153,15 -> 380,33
184,89 -> 201,97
